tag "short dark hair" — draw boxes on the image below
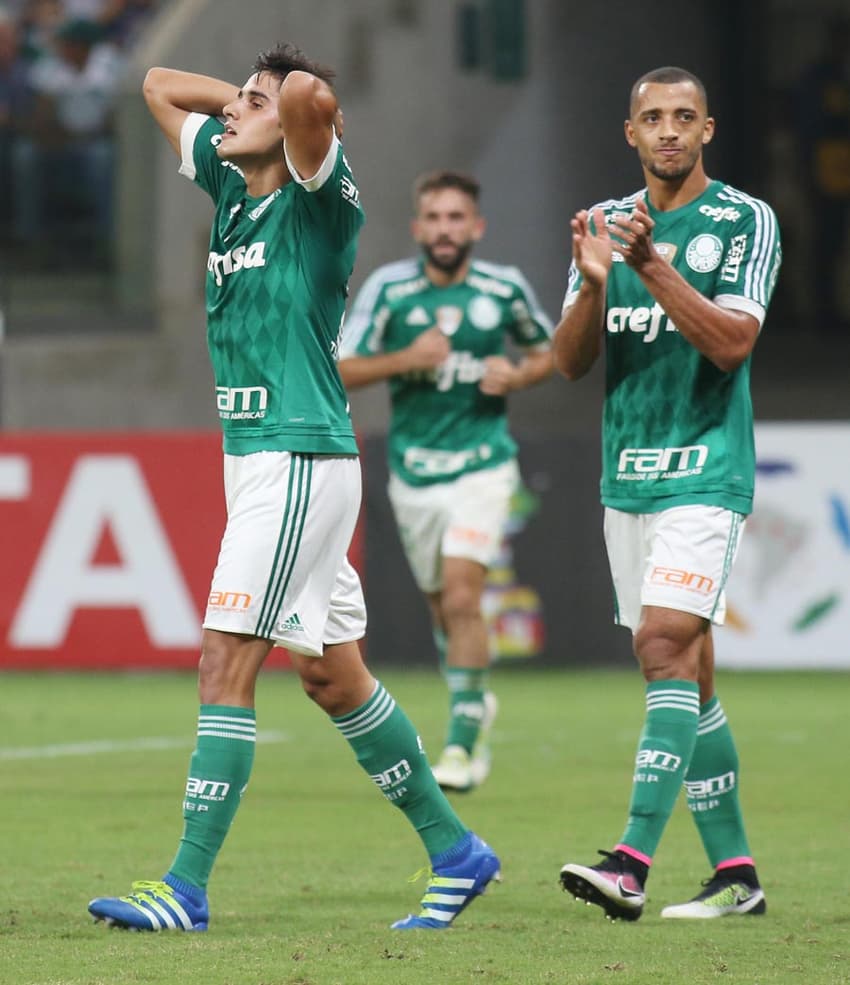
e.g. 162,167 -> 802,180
413,170 -> 480,210
253,42 -> 335,87
629,66 -> 707,116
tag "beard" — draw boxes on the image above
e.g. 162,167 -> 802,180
423,239 -> 473,276
643,148 -> 700,183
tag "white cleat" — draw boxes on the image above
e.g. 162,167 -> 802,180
432,745 -> 473,792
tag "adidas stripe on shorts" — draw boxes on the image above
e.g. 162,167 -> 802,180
203,451 -> 367,657
604,504 -> 746,631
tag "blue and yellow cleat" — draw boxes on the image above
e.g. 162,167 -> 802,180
392,832 -> 501,929
88,876 -> 208,931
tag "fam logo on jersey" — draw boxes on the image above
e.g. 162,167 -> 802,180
340,174 -> 360,207
208,242 -> 267,286
686,234 -> 723,273
616,444 -> 709,481
216,385 -> 268,420
467,295 -> 501,330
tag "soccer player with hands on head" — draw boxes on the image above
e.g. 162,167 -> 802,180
87,42 -> 500,934
555,66 -> 781,922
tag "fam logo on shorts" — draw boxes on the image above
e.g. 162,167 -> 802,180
649,566 -> 715,595
686,234 -> 723,273
208,589 -> 252,612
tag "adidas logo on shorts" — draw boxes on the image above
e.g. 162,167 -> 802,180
278,612 -> 305,634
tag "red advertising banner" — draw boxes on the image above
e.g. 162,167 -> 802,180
0,434 -> 362,670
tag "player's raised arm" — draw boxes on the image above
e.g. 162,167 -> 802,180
610,199 -> 760,372
552,208 -> 611,381
142,68 -> 238,156
278,70 -> 338,180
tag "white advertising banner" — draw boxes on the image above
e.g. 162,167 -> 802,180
716,422 -> 850,669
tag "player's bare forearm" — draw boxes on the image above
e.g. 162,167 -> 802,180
143,68 -> 237,154
279,71 -> 338,178
337,352 -> 418,390
552,285 -> 605,381
513,350 -> 555,389
636,256 -> 759,372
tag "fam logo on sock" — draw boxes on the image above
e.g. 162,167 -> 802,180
634,749 -> 682,782
685,770 -> 736,811
370,759 -> 412,802
185,777 -> 231,802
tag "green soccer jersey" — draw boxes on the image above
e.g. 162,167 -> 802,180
340,257 -> 553,485
563,180 -> 782,515
179,113 -> 364,456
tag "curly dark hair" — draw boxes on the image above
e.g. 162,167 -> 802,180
253,42 -> 335,87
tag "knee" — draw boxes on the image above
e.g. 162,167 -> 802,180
634,619 -> 701,682
198,632 -> 263,705
299,666 -> 346,716
198,637 -> 233,695
440,584 -> 480,625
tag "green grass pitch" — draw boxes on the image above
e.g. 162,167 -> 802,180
1,668 -> 848,985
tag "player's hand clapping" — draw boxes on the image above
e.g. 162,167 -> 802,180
609,198 -> 657,271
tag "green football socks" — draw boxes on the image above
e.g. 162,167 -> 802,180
443,668 -> 488,753
333,682 -> 467,858
433,626 -> 448,674
168,705 -> 256,889
619,680 -> 700,862
684,696 -> 753,867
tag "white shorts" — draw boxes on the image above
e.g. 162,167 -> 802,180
203,451 -> 367,657
604,504 -> 746,631
387,459 -> 519,593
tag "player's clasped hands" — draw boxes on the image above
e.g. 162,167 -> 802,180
407,325 -> 451,370
479,355 -> 518,395
609,198 -> 657,269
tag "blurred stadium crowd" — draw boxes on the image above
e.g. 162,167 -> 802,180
0,0 -> 159,267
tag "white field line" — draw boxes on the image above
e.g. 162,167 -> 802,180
0,730 -> 288,761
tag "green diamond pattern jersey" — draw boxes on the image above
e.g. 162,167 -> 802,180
179,113 -> 364,456
340,257 -> 553,486
563,180 -> 782,515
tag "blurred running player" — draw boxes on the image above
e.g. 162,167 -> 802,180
339,170 -> 553,792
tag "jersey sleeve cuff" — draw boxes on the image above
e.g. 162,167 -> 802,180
178,112 -> 211,181
284,132 -> 339,191
714,294 -> 767,326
